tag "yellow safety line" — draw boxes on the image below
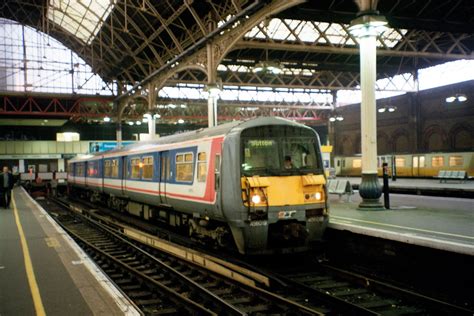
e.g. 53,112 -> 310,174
12,191 -> 47,316
331,215 -> 474,241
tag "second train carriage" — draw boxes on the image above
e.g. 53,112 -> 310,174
335,152 -> 474,178
68,117 -> 329,255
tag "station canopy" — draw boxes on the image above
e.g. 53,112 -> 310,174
1,0 -> 473,89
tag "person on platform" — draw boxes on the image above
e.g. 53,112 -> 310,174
0,166 -> 14,208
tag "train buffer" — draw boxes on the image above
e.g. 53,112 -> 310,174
327,179 -> 354,202
435,170 -> 467,183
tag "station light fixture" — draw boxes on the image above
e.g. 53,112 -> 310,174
135,120 -> 142,125
329,114 -> 344,122
446,93 -> 468,103
177,118 -> 185,124
103,116 -> 111,122
128,121 -> 134,126
253,60 -> 283,75
348,12 -> 388,38
378,106 -> 397,113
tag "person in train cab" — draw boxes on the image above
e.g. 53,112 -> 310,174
0,166 -> 14,208
284,155 -> 294,169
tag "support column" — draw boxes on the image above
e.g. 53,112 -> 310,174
358,33 -> 383,209
148,116 -> 156,137
207,94 -> 218,128
116,121 -> 122,148
147,83 -> 157,138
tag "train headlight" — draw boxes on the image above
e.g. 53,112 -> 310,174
251,194 -> 261,204
315,192 -> 322,201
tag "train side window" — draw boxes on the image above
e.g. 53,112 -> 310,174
130,158 -> 141,178
142,156 -> 153,179
337,160 -> 340,167
413,157 -> 418,168
395,157 -> 405,167
104,160 -> 111,177
342,160 -> 345,168
215,154 -> 221,190
197,152 -> 207,182
176,152 -> 194,182
449,156 -> 463,167
111,159 -> 119,178
431,156 -> 444,167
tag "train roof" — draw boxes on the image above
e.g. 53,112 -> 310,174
69,117 -> 311,163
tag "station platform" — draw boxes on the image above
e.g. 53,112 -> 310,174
334,177 -> 474,197
328,193 -> 474,256
0,186 -> 140,315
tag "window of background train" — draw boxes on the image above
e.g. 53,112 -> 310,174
142,156 -> 153,179
449,156 -> 463,167
352,159 -> 361,168
176,153 -> 194,182
395,157 -> 405,167
197,152 -> 207,182
419,156 -> 425,167
432,156 -> 444,167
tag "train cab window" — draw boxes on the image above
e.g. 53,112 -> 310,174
197,152 -> 207,182
449,156 -> 463,167
142,156 -> 153,179
395,157 -> 405,167
176,152 -> 194,182
431,156 -> 444,167
336,160 -> 340,167
342,160 -> 345,168
130,158 -> 141,178
352,159 -> 361,168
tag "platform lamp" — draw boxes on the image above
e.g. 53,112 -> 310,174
349,10 -> 388,210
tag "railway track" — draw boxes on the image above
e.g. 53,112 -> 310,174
44,198 -> 321,315
41,197 -> 473,315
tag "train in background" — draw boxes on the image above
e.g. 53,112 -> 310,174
67,117 -> 329,255
335,152 -> 474,178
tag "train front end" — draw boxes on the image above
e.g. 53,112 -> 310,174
222,118 -> 329,255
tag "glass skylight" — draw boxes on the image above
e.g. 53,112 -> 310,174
245,18 -> 406,48
48,0 -> 116,45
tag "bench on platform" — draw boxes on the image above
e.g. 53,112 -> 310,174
327,179 -> 354,202
435,170 -> 467,183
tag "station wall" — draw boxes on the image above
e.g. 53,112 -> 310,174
332,80 -> 474,155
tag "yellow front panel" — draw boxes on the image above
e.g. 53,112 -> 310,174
242,176 -> 325,207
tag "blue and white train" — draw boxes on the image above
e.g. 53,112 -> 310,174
68,117 -> 329,254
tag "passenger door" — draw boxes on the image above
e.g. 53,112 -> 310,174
159,151 -> 170,205
412,155 -> 425,177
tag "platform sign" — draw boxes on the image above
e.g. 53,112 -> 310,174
89,141 -> 135,153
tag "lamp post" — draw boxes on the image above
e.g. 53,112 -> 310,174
349,11 -> 388,210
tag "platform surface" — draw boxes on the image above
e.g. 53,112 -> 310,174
334,176 -> 474,192
328,192 -> 474,255
0,187 -> 139,316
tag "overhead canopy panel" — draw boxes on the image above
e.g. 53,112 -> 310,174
48,0 -> 116,45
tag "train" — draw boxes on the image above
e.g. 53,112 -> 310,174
335,152 -> 474,178
67,117 -> 329,255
